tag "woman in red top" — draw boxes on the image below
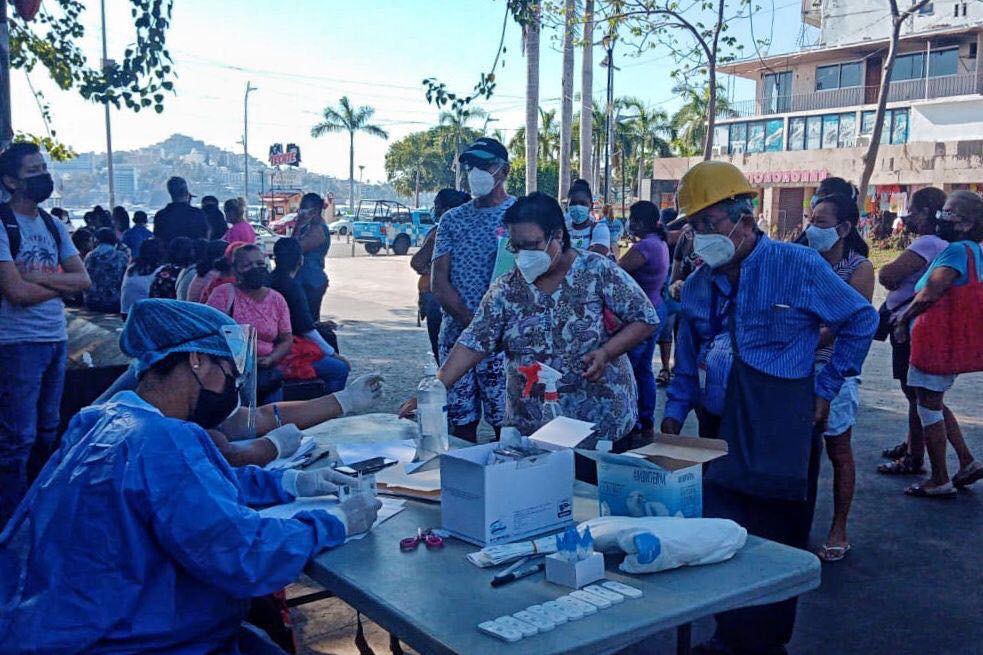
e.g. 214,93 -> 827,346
207,244 -> 292,402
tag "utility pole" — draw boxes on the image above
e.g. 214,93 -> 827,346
243,82 -> 256,201
100,0 -> 116,209
0,2 -> 12,152
601,33 -> 616,203
358,165 -> 365,205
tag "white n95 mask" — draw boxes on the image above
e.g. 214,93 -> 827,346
515,240 -> 555,283
468,168 -> 497,198
804,224 -> 840,253
693,220 -> 742,269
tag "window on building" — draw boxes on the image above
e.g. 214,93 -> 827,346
916,1 -> 933,14
763,71 -> 792,113
822,114 -> 840,149
892,53 -> 925,81
729,122 -> 747,153
806,116 -> 823,150
860,108 -> 910,145
891,109 -> 910,144
747,122 -> 766,153
714,126 -> 729,152
816,61 -> 864,90
765,119 -> 784,152
928,47 -> 959,77
789,117 -> 806,150
839,113 -> 857,148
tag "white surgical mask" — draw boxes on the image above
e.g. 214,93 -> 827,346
467,168 -> 497,198
804,224 -> 841,253
515,238 -> 555,283
566,205 -> 591,225
693,221 -> 741,269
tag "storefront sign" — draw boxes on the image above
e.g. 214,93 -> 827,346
748,169 -> 828,185
269,143 -> 301,167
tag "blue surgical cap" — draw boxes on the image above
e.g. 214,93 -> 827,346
120,299 -> 240,377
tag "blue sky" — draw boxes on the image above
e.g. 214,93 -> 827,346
12,0 -> 811,181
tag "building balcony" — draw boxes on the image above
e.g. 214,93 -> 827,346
721,73 -> 979,120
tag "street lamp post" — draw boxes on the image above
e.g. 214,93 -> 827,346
100,0 -> 116,209
600,33 -> 617,203
243,82 -> 257,201
358,165 -> 365,206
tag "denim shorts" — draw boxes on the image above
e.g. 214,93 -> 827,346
824,376 -> 860,437
906,363 -> 957,393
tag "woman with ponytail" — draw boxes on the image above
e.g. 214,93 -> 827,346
801,176 -> 875,562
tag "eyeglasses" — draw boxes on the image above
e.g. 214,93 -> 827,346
505,235 -> 552,254
690,213 -> 732,235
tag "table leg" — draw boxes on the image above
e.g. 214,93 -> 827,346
676,623 -> 692,655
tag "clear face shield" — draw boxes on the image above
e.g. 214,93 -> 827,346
218,324 -> 259,435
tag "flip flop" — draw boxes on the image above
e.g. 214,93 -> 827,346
817,543 -> 852,562
905,482 -> 957,498
953,461 -> 983,488
881,442 -> 908,459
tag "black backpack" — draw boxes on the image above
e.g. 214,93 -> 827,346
1,202 -> 63,258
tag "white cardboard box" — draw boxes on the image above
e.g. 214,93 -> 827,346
544,551 -> 605,589
595,435 -> 727,519
440,441 -> 575,546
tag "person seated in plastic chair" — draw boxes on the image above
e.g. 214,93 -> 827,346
0,299 -> 382,655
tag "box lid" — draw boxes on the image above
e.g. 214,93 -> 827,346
625,434 -> 728,471
528,416 -> 596,451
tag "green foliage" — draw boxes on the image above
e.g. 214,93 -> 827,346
507,156 -> 559,197
13,132 -> 76,162
509,107 -> 559,161
669,84 -> 732,156
384,125 -> 481,197
9,0 -> 175,114
311,96 -> 389,140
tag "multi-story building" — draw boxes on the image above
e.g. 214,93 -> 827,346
113,166 -> 140,200
643,0 -> 983,233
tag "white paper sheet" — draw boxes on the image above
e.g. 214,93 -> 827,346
529,416 -> 596,451
264,437 -> 317,471
258,496 -> 406,541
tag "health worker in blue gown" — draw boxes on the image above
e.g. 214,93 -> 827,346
0,299 -> 382,655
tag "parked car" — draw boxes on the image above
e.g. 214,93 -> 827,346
269,212 -> 297,236
328,218 -> 352,236
252,222 -> 279,259
351,199 -> 435,256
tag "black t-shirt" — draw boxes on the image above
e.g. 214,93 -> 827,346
203,206 -> 228,240
153,202 -> 209,245
270,270 -> 315,334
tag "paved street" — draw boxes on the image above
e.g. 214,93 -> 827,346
291,237 -> 982,655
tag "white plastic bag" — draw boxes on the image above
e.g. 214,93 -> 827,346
581,516 -> 747,575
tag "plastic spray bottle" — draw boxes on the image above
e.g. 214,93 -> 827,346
416,362 -> 449,455
517,361 -> 564,422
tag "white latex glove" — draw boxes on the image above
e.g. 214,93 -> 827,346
329,494 -> 383,536
282,467 -> 359,498
264,423 -> 303,458
333,373 -> 384,415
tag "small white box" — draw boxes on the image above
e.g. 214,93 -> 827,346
440,441 -> 575,546
545,551 -> 605,589
595,435 -> 727,519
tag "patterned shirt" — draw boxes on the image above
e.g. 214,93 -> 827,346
83,244 -> 129,312
432,196 -> 517,321
458,250 -> 660,444
148,263 -> 183,300
815,251 -> 869,365
664,237 -> 878,424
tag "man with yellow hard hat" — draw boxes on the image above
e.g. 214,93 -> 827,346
661,161 -> 877,655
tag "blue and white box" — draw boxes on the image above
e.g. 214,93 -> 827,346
595,435 -> 727,519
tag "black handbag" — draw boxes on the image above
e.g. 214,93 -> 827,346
873,301 -> 895,342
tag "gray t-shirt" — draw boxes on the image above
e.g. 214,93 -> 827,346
0,210 -> 78,343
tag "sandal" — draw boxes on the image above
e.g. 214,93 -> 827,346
877,456 -> 925,476
953,461 -> 983,488
904,481 -> 957,498
656,369 -> 672,387
881,441 -> 909,459
817,543 -> 852,562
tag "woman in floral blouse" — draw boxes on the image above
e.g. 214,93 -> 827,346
405,193 -> 659,463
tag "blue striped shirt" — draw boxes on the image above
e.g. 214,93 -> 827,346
664,236 -> 877,423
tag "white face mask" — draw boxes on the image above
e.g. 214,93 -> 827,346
693,220 -> 742,269
467,167 -> 497,198
804,224 -> 841,253
567,205 -> 591,226
515,237 -> 556,283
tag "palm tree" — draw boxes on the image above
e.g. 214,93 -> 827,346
559,0 -> 576,198
537,108 -> 560,162
670,84 -> 733,157
524,6 -> 541,192
311,96 -> 389,210
439,106 -> 489,190
579,0 -> 595,183
621,97 -> 674,192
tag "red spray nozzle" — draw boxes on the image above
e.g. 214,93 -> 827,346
517,362 -> 542,399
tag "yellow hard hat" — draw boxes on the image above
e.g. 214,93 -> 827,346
676,161 -> 755,219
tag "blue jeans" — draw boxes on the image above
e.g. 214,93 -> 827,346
312,355 -> 350,394
0,341 -> 68,528
628,333 -> 658,430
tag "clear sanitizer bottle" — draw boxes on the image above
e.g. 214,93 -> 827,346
538,363 -> 563,422
417,362 -> 449,455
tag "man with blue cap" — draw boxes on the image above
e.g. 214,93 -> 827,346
0,299 -> 382,654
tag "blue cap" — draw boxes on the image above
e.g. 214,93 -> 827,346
120,299 -> 242,377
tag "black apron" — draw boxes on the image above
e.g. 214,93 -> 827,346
705,316 -> 818,502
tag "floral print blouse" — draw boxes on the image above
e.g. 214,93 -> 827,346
458,250 -> 660,445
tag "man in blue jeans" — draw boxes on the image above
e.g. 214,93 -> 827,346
0,143 -> 90,528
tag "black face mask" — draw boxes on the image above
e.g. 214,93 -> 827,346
935,222 -> 964,242
239,267 -> 269,290
191,370 -> 240,429
20,173 -> 54,203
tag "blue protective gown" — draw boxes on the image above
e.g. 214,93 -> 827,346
0,391 -> 345,654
